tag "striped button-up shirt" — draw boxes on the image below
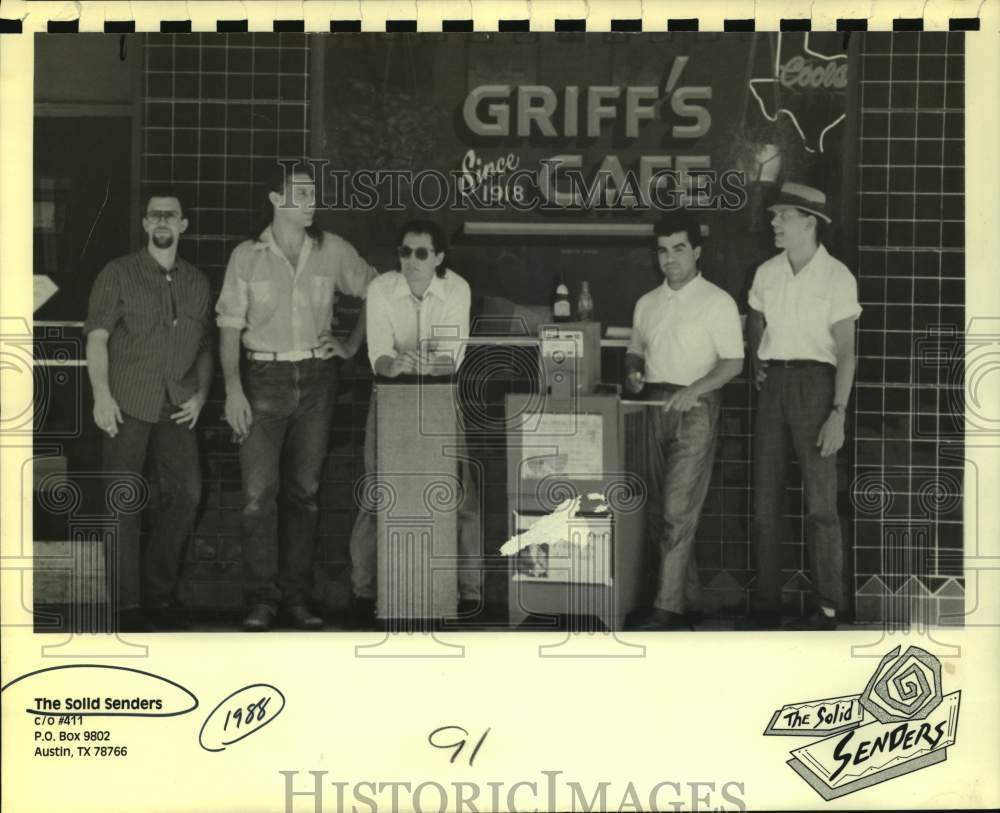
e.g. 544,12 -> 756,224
84,249 -> 212,423
215,227 -> 377,352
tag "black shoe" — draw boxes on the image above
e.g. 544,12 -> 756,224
350,597 -> 377,630
456,598 -> 480,617
243,604 -> 275,632
284,605 -> 324,631
629,608 -> 694,631
117,608 -> 155,633
144,604 -> 190,632
784,608 -> 839,631
734,611 -> 783,631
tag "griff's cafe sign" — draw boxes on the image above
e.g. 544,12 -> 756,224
455,56 -> 745,212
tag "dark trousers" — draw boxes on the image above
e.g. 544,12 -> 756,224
645,387 -> 721,614
240,358 -> 335,610
102,405 -> 201,611
752,364 -> 844,613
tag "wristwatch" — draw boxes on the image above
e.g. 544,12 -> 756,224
830,403 -> 847,416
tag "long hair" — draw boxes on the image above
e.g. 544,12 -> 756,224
253,159 -> 323,245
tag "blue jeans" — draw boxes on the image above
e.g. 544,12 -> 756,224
752,363 -> 844,613
240,358 -> 335,610
644,386 -> 721,614
102,404 -> 201,610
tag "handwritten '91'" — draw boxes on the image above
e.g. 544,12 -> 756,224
428,726 -> 491,766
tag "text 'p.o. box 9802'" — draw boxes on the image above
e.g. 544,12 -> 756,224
375,382 -> 459,619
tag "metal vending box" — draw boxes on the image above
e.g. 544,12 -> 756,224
375,382 -> 459,619
539,321 -> 602,398
504,393 -> 647,629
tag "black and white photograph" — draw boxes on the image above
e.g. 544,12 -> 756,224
2,4 -> 998,812
25,28 -> 967,634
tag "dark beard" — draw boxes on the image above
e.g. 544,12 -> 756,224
151,233 -> 175,250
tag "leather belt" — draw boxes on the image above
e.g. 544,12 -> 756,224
768,359 -> 834,369
246,348 -> 323,362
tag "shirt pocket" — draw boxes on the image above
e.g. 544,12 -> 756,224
121,291 -> 162,335
798,291 -> 831,331
247,280 -> 278,324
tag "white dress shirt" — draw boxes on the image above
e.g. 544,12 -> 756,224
627,273 -> 744,386
748,244 -> 862,365
366,268 -> 471,370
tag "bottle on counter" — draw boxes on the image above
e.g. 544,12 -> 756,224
553,282 -> 571,322
577,280 -> 594,321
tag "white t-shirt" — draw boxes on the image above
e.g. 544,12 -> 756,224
366,268 -> 471,370
748,244 -> 862,366
627,273 -> 744,386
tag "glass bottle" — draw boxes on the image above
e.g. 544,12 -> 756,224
577,280 -> 594,321
553,282 -> 571,322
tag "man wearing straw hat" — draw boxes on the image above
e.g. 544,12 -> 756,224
744,182 -> 861,631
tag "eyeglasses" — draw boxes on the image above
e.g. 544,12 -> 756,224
397,246 -> 434,260
771,208 -> 808,223
146,210 -> 182,224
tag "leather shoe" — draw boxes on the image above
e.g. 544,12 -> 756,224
629,608 -> 694,631
784,609 -> 838,631
243,604 -> 275,632
284,605 -> 324,631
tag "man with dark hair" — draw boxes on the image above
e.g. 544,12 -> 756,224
84,189 -> 212,632
217,161 -> 378,632
348,219 -> 481,626
744,182 -> 861,631
625,211 -> 744,631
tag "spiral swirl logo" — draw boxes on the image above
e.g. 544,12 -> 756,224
915,472 -> 963,519
849,472 -> 895,516
534,476 -> 578,512
105,474 -> 151,515
422,475 -> 464,514
354,474 -> 397,514
859,645 -> 944,724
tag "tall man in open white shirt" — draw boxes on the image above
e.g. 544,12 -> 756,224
625,212 -> 744,631
216,161 -> 377,632
744,183 -> 861,631
348,219 -> 480,626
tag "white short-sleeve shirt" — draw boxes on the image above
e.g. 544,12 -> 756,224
627,273 -> 744,386
748,244 -> 862,365
366,268 -> 471,370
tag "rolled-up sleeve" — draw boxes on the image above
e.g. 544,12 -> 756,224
366,281 -> 394,367
626,300 -> 646,359
710,294 -> 746,359
334,237 -> 378,299
83,264 -> 120,335
830,269 -> 863,324
216,244 -> 250,329
747,267 -> 766,313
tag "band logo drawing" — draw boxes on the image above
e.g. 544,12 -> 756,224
763,646 -> 960,801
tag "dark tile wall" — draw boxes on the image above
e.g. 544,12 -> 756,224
852,31 -> 965,626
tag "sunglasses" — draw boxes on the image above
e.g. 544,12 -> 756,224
397,245 -> 435,261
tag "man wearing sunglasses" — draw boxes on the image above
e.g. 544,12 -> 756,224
743,183 -> 861,631
84,189 -> 213,632
216,161 -> 378,632
348,219 -> 481,627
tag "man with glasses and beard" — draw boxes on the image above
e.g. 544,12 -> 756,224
347,219 -> 481,628
84,189 -> 213,632
217,161 -> 377,632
